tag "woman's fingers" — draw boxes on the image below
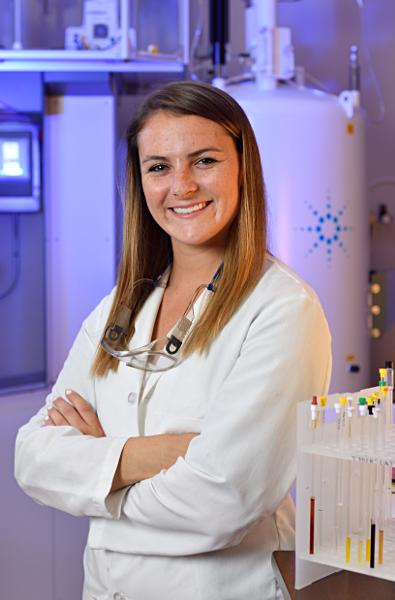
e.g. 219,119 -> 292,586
40,391 -> 105,437
41,413 -> 56,427
51,397 -> 87,431
45,403 -> 70,427
65,390 -> 96,424
64,390 -> 105,438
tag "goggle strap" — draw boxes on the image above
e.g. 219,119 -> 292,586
105,304 -> 132,342
166,314 -> 193,355
173,315 -> 193,339
117,304 -> 132,329
208,262 -> 223,291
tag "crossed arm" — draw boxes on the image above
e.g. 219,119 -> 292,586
43,390 -> 197,491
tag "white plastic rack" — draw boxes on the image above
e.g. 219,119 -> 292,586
295,383 -> 395,589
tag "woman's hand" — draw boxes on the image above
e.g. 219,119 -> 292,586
42,389 -> 105,438
111,432 -> 198,492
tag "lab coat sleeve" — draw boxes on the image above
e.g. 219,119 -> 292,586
14,292 -> 129,518
92,289 -> 331,555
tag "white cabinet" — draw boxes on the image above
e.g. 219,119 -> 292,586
0,389 -> 88,599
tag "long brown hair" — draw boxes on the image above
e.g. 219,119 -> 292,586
92,80 -> 267,376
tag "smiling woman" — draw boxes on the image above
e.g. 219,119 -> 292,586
15,81 -> 332,600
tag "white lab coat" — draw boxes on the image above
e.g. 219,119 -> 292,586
15,256 -> 331,600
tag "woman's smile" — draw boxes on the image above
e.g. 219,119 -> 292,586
170,200 -> 212,217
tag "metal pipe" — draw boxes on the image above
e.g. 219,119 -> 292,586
120,0 -> 130,59
12,0 -> 23,50
209,0 -> 229,79
253,0 -> 276,90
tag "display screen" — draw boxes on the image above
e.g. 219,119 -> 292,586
0,132 -> 32,196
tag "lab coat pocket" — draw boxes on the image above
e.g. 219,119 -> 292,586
145,410 -> 203,435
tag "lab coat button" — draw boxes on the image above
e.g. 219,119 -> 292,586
127,392 -> 137,404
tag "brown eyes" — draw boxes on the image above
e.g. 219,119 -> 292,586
148,163 -> 168,173
147,157 -> 217,173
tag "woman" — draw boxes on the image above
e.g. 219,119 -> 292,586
15,81 -> 331,599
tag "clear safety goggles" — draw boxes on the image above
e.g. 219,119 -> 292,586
100,266 -> 220,372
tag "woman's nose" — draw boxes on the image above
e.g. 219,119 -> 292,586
170,167 -> 198,198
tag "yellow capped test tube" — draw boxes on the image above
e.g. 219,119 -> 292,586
345,536 -> 351,563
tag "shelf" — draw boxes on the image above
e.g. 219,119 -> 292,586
300,536 -> 395,583
0,50 -> 185,73
301,432 -> 395,466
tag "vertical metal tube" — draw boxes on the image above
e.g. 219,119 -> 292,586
13,0 -> 23,50
348,45 -> 361,91
209,0 -> 229,79
120,0 -> 130,59
253,0 -> 276,90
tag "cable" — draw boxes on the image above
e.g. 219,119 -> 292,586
0,215 -> 21,301
281,71 -> 333,95
368,178 -> 395,191
0,102 -> 32,123
368,178 -> 395,218
96,36 -> 122,52
189,0 -> 206,81
356,0 -> 385,122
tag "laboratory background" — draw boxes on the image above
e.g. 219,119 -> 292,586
0,0 -> 394,598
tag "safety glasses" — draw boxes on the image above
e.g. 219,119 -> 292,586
101,282 -> 207,372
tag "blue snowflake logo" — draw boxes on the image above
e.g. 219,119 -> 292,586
295,193 -> 352,263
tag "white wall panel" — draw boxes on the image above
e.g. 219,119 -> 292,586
44,95 -> 116,383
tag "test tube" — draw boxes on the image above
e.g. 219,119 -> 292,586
309,397 -> 317,554
350,461 -> 361,562
372,391 -> 384,451
384,360 -> 394,392
377,464 -> 385,565
335,457 -> 344,555
358,397 -> 368,450
357,460 -> 365,564
370,520 -> 376,568
384,465 -> 392,529
315,396 -> 328,551
366,397 -> 374,452
365,463 -> 373,563
369,463 -> 384,569
339,396 -> 347,448
385,360 -> 394,434
317,458 -> 327,551
345,461 -> 352,563
319,396 -> 327,443
334,398 -> 342,448
346,396 -> 355,448
310,395 -> 318,431
310,495 -> 315,555
379,367 -> 392,431
381,385 -> 391,433
372,402 -> 380,453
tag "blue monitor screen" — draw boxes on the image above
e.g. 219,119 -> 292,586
0,132 -> 32,197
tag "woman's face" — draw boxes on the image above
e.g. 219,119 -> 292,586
138,111 -> 240,255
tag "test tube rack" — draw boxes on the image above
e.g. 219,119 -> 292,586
295,385 -> 395,589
